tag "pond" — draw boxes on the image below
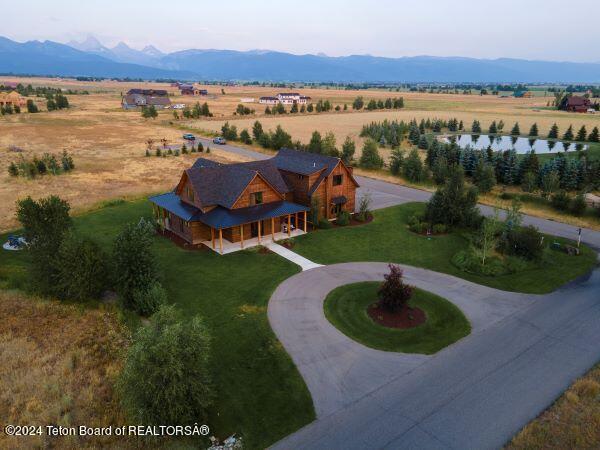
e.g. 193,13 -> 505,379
439,134 -> 588,154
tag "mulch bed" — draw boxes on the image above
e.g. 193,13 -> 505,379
367,303 -> 426,329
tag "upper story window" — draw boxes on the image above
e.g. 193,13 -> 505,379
251,191 -> 263,205
297,174 -> 305,180
333,174 -> 343,186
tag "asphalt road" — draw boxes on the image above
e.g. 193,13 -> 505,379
188,138 -> 600,448
186,136 -> 600,251
269,262 -> 600,450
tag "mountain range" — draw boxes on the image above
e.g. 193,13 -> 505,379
1,36 -> 599,83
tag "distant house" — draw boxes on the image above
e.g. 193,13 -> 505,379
259,92 -> 311,105
122,89 -> 171,109
559,95 -> 592,113
1,81 -> 18,89
0,91 -> 26,108
179,84 -> 208,96
513,90 -> 533,98
149,148 -> 358,253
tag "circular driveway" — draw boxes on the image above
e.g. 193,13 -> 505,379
267,262 -> 535,417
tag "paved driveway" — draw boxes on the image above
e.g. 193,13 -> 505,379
269,262 -> 600,449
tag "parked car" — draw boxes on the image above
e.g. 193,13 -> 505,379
183,133 -> 196,141
213,137 -> 226,145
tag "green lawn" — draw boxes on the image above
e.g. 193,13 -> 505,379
0,199 -> 314,450
324,282 -> 470,354
292,203 -> 597,294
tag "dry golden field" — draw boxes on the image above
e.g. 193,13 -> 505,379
1,76 -> 599,231
507,364 -> 600,449
0,290 -> 131,449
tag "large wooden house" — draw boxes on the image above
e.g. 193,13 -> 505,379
149,148 -> 358,253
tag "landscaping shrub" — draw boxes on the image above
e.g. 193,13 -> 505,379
131,281 -> 167,317
452,248 -> 506,276
318,219 -> 332,229
569,194 -> 587,216
356,193 -> 372,222
432,223 -> 447,234
118,305 -> 213,425
377,264 -> 413,313
55,233 -> 109,301
336,210 -> 350,226
500,225 -> 544,261
551,190 -> 570,211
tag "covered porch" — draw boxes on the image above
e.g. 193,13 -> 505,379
204,227 -> 306,255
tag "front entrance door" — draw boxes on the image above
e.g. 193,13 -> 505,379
250,222 -> 259,238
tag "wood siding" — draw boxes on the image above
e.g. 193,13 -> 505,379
309,162 -> 357,220
231,174 -> 282,209
279,169 -> 312,205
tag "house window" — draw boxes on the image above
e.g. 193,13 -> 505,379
333,174 -> 343,186
187,187 -> 194,201
297,174 -> 305,180
251,191 -> 263,205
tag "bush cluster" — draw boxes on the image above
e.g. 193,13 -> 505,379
8,151 -> 75,178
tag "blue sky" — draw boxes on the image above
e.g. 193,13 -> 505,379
3,0 -> 597,62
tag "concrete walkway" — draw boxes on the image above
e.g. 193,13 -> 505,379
268,262 -> 600,449
265,241 -> 323,271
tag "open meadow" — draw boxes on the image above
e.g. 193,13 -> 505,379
1,76 -> 599,231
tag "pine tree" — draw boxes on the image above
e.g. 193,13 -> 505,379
563,125 -> 574,141
588,126 -> 599,142
264,106 -> 272,115
548,123 -> 559,139
497,120 -> 505,132
308,131 -> 322,153
471,120 -> 482,133
341,136 -> 356,164
418,135 -> 428,149
511,122 -> 521,136
528,123 -> 539,137
488,121 -> 498,134
458,120 -> 464,131
576,125 -> 587,142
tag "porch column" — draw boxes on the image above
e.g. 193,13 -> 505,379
211,227 -> 215,250
271,217 -> 275,241
287,214 -> 291,237
240,225 -> 244,249
258,220 -> 261,244
304,210 -> 307,232
219,228 -> 223,254
295,212 -> 298,232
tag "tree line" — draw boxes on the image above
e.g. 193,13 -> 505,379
8,151 -> 75,178
15,196 -> 214,427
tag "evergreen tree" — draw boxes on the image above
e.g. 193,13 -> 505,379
510,122 -> 521,136
474,161 -> 496,193
488,120 -> 498,134
408,122 -> 420,145
576,125 -> 587,142
252,120 -> 264,140
548,123 -> 559,139
308,131 -> 323,153
417,134 -> 428,149
403,148 -> 424,182
240,129 -> 252,144
458,120 -> 464,130
26,99 -> 39,113
471,119 -> 482,133
307,103 -> 314,112
264,106 -> 272,114
588,126 -> 599,142
528,123 -> 539,137
563,125 -> 574,141
341,136 -> 356,164
359,139 -> 384,169
389,148 -> 404,175
321,132 -> 338,157
290,103 -> 298,113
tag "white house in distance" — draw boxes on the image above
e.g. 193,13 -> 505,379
259,92 -> 311,105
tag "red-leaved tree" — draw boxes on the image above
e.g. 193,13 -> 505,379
377,264 -> 414,313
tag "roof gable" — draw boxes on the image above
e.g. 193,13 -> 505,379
183,157 -> 291,210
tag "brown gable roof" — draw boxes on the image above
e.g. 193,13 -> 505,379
184,158 -> 290,209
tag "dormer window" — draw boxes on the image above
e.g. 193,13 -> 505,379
333,174 -> 343,186
251,191 -> 263,205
